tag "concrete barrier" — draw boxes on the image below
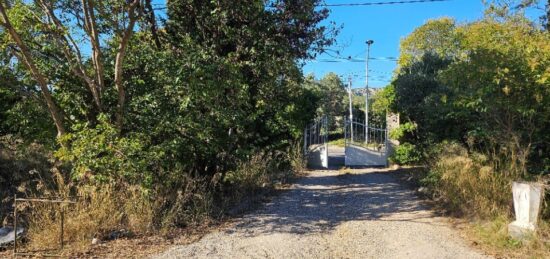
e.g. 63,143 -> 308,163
306,144 -> 328,169
345,145 -> 387,167
508,182 -> 545,239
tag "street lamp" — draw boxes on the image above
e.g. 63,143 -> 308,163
365,40 -> 373,144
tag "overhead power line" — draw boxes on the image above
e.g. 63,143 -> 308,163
320,0 -> 449,7
152,0 -> 450,10
312,57 -> 398,62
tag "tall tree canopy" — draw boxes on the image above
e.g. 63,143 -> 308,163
391,15 -> 550,174
0,0 -> 337,186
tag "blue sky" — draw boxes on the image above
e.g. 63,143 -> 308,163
303,0 -> 487,88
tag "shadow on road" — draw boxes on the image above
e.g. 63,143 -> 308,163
232,169 -> 441,237
327,145 -> 345,170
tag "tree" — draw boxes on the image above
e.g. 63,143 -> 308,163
440,18 -> 550,174
318,72 -> 346,118
484,0 -> 550,30
164,0 -> 338,163
393,53 -> 456,145
398,17 -> 461,69
0,0 -> 338,186
392,14 -> 550,173
0,0 -> 147,137
0,2 -> 66,136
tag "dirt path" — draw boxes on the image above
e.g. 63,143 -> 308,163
156,168 -> 489,259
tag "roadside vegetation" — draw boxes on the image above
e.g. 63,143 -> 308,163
376,1 -> 550,257
1,0 -> 549,257
0,0 -> 338,254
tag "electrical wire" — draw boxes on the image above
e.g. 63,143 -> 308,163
312,57 -> 397,62
152,0 -> 450,10
320,0 -> 449,7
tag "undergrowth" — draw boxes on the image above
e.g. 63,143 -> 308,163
419,142 -> 550,257
421,143 -> 512,218
11,142 -> 305,254
469,216 -> 550,258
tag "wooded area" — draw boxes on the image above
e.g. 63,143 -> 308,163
373,2 -> 550,250
0,0 -> 549,256
0,0 -> 339,251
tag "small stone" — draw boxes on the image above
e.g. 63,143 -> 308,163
91,238 -> 99,245
508,222 -> 535,240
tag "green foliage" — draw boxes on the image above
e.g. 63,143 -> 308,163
318,72 -> 347,118
0,46 -> 56,144
392,16 -> 550,174
440,19 -> 549,174
389,122 -> 416,141
371,84 -> 396,114
0,0 -> 338,240
390,143 -> 421,165
398,17 -> 461,68
56,116 -> 153,187
393,14 -> 550,245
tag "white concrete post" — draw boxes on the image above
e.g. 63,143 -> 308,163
508,182 -> 545,239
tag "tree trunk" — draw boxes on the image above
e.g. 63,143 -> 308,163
83,0 -> 105,102
145,0 -> 161,49
114,1 -> 140,131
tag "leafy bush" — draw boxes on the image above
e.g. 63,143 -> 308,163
56,116 -> 153,188
389,122 -> 416,141
390,143 -> 421,165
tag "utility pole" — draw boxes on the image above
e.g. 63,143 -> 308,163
365,40 -> 374,144
348,76 -> 354,142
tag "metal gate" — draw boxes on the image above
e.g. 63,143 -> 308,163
344,118 -> 388,167
303,115 -> 328,169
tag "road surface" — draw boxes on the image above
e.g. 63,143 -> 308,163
156,165 -> 488,259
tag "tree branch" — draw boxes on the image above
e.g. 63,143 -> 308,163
144,0 -> 161,49
37,0 -> 103,111
82,0 -> 105,99
114,0 -> 142,130
0,2 -> 66,137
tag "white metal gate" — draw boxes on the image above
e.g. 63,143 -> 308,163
344,118 -> 388,167
303,115 -> 328,169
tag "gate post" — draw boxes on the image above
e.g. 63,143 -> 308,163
303,127 -> 307,155
344,118 -> 347,146
385,128 -> 389,167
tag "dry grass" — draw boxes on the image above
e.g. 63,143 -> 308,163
9,143 -> 305,256
425,143 -> 513,218
464,216 -> 550,258
23,183 -> 154,254
423,143 -> 550,258
157,175 -> 217,230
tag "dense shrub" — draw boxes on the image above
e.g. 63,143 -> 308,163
0,0 -> 335,252
0,136 -> 54,224
390,143 -> 421,165
55,116 -> 153,187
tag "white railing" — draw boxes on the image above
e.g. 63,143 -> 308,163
303,115 -> 328,155
344,118 -> 388,153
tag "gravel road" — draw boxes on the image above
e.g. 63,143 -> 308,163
156,166 -> 489,259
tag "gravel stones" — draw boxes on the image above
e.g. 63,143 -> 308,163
156,169 -> 489,259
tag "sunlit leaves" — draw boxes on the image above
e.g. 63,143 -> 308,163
393,13 -> 550,172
